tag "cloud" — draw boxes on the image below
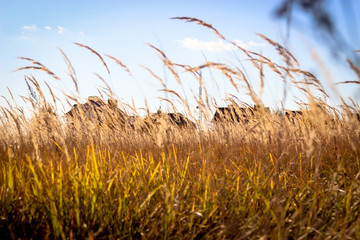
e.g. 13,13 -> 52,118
22,24 -> 37,30
21,24 -> 73,35
177,38 -> 267,52
57,26 -> 64,34
248,41 -> 267,47
177,38 -> 238,52
233,40 -> 248,49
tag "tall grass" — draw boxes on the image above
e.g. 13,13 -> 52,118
1,18 -> 360,239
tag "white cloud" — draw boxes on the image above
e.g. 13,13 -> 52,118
233,40 -> 248,49
22,24 -> 37,30
248,41 -> 267,47
21,24 -> 72,35
57,26 -> 64,34
177,38 -> 267,52
79,31 -> 84,36
177,38 -> 238,52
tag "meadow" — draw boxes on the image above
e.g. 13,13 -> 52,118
1,18 -> 360,239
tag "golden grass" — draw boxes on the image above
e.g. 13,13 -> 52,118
1,18 -> 360,239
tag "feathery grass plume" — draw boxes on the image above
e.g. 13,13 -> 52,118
6,88 -> 15,103
4,108 -> 24,143
74,42 -> 110,74
348,97 -> 360,110
105,54 -> 132,75
344,59 -> 360,82
293,69 -> 329,97
186,62 -> 240,92
231,39 -> 273,71
158,89 -> 184,103
20,95 -> 37,109
94,73 -> 114,97
63,92 -> 78,103
96,90 -> 105,101
44,82 -> 58,107
58,47 -> 79,94
185,62 -> 225,73
1,97 -> 12,110
145,43 -> 168,59
17,57 -> 47,68
233,66 -> 262,105
336,80 -> 360,85
25,75 -> 46,103
16,57 -> 60,80
258,55 -> 265,97
144,97 -> 150,116
215,64 -> 240,91
157,97 -> 178,113
24,77 -> 37,101
171,17 -> 225,40
142,66 -> 166,88
164,61 -> 182,86
256,33 -> 299,68
146,43 -> 182,85
15,66 -> 60,81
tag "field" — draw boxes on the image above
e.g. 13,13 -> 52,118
1,18 -> 360,239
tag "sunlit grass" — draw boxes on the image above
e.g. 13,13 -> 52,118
1,18 -> 360,239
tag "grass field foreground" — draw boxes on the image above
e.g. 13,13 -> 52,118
1,18 -> 360,239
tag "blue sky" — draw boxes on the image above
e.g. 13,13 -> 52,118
1,0 -> 360,116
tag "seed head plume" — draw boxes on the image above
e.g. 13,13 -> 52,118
146,43 -> 168,60
94,73 -> 114,96
142,66 -> 166,88
105,55 -> 132,75
44,82 -> 57,106
345,59 -> 360,82
159,89 -> 184,102
18,57 -> 46,68
171,17 -> 225,40
15,57 -> 60,80
58,47 -> 79,93
146,43 -> 182,85
25,75 -> 45,102
157,97 -> 177,113
74,42 -> 110,74
256,33 -> 299,67
24,77 -> 37,101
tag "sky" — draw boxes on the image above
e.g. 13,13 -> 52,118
1,0 -> 360,117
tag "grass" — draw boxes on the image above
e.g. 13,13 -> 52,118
1,18 -> 360,239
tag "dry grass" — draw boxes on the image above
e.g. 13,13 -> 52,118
1,18 -> 360,239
